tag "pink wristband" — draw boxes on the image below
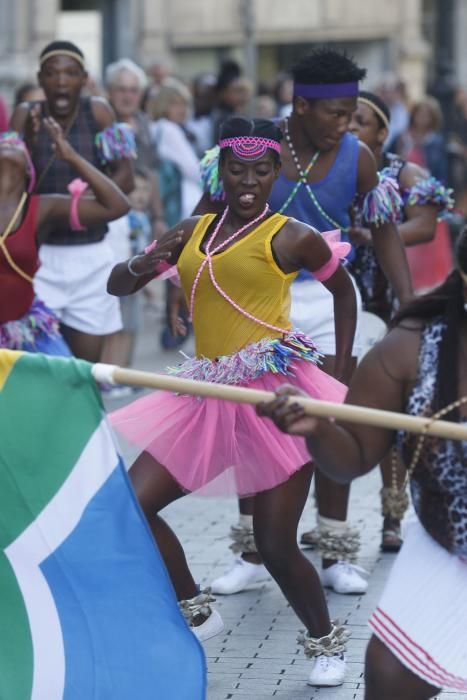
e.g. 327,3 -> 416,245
67,178 -> 88,231
144,239 -> 170,271
144,239 -> 180,285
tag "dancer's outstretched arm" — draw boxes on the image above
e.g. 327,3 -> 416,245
106,218 -> 197,296
258,321 -> 421,483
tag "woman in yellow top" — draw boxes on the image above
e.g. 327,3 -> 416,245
108,117 -> 357,688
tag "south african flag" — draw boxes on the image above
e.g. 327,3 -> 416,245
0,350 -> 206,700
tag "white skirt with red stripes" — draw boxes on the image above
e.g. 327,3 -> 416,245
369,517 -> 467,691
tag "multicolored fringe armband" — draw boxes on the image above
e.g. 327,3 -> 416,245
168,330 -> 322,386
200,146 -> 225,201
95,122 -> 137,164
407,177 -> 454,219
355,174 -> 403,227
0,298 -> 61,350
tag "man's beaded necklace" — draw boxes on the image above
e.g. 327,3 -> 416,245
280,117 -> 347,232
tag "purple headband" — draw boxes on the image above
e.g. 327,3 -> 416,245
0,131 -> 36,193
219,136 -> 281,161
293,81 -> 359,99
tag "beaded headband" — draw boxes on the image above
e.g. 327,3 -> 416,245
293,81 -> 359,99
219,136 -> 281,160
0,131 -> 36,192
358,97 -> 390,131
40,50 -> 86,70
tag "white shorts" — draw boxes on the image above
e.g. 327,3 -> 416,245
34,241 -> 122,336
290,276 -> 362,357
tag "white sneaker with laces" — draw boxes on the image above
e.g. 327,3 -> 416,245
307,654 -> 346,687
211,557 -> 270,595
321,561 -> 368,594
191,608 -> 224,642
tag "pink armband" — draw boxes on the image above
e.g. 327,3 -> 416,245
144,240 -> 181,286
313,229 -> 352,281
313,251 -> 340,281
67,178 -> 88,231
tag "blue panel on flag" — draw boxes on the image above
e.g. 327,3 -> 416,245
41,459 -> 206,699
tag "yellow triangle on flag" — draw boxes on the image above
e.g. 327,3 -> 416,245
0,350 -> 23,392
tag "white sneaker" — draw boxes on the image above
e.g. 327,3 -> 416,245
321,561 -> 368,594
211,557 -> 270,595
307,654 -> 346,686
191,608 -> 224,642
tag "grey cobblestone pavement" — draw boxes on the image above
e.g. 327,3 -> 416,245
107,302 -> 466,700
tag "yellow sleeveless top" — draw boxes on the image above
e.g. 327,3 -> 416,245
177,212 -> 297,359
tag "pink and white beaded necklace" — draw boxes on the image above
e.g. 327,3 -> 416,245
189,205 -> 290,335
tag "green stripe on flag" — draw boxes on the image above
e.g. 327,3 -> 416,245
0,557 -> 32,699
0,353 -> 103,543
0,353 -> 104,700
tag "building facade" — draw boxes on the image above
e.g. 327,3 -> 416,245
0,0 -> 462,109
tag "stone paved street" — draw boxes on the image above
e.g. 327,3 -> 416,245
107,300 -> 467,700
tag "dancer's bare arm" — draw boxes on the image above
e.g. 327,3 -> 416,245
258,322 -> 421,482
357,143 -> 413,304
37,117 -> 129,241
107,218 -> 198,296
273,219 -> 357,383
350,162 -> 438,249
398,163 -> 438,246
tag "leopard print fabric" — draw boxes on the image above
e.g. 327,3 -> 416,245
397,318 -> 467,556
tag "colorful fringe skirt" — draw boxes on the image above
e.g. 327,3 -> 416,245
110,331 -> 346,497
0,297 -> 71,356
369,517 -> 467,691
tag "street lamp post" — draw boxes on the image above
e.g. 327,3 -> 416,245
430,0 -> 456,136
241,0 -> 257,117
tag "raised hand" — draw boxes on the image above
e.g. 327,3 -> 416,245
129,229 -> 184,276
42,116 -> 77,162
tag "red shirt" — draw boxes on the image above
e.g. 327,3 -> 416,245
0,195 -> 40,323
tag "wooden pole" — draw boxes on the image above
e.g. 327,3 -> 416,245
92,363 -> 467,441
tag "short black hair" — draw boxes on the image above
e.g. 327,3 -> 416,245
39,41 -> 85,66
290,47 -> 366,86
358,90 -> 390,129
216,60 -> 242,92
219,117 -> 282,162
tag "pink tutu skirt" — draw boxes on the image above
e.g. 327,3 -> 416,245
110,333 -> 346,496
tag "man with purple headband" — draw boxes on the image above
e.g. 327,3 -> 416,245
191,48 -> 413,599
10,40 -> 135,363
